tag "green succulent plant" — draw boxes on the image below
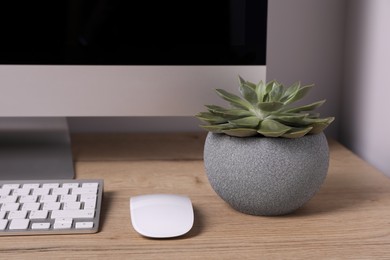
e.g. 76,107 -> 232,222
196,76 -> 334,138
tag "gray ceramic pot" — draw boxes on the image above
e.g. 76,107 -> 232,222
203,132 -> 329,216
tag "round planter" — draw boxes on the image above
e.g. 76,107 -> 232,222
203,132 -> 329,216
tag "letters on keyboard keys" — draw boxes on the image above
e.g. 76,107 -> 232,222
0,179 -> 103,235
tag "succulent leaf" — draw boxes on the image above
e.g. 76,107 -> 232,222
280,81 -> 300,102
222,128 -> 258,137
256,101 -> 284,112
238,75 -> 246,86
195,112 -> 227,124
308,117 -> 335,134
239,82 -> 258,105
239,76 -> 257,90
282,126 -> 313,138
257,119 -> 291,137
200,123 -> 234,132
229,116 -> 261,128
205,105 -> 252,118
284,84 -> 314,105
256,81 -> 266,102
196,77 -> 334,138
268,83 -> 284,102
216,89 -> 252,110
273,113 -> 309,125
300,117 -> 333,125
264,81 -> 276,97
282,100 -> 325,113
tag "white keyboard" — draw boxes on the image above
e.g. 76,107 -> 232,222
0,179 -> 103,236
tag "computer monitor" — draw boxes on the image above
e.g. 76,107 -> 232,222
0,0 -> 267,180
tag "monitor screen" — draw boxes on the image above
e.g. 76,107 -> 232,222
0,0 -> 267,65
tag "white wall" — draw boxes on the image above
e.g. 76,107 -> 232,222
341,0 -> 390,176
266,0 -> 347,138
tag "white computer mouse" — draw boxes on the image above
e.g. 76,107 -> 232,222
130,194 -> 194,238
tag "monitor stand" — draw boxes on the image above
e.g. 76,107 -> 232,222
0,117 -> 74,180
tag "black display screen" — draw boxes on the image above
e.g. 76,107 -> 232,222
0,0 -> 267,65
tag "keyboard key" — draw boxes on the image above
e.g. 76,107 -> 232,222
54,218 -> 73,229
63,202 -> 81,210
1,203 -> 20,211
22,184 -> 40,189
0,219 -> 8,230
82,183 -> 99,188
29,210 -> 49,220
12,188 -> 31,196
55,217 -> 73,224
42,183 -> 59,189
22,202 -> 40,211
40,195 -> 58,203
72,187 -> 97,195
42,202 -> 61,210
31,222 -> 51,230
2,184 -> 20,189
9,219 -> 30,230
0,188 -> 11,196
0,195 -> 18,203
75,222 -> 94,229
51,209 -> 95,219
54,222 -> 72,229
19,195 -> 38,203
32,188 -> 51,196
51,187 -> 70,195
62,183 -> 80,188
8,210 -> 28,220
59,194 -> 77,202
80,194 -> 97,202
83,201 -> 96,209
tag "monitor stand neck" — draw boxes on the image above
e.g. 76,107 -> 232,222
0,117 -> 74,180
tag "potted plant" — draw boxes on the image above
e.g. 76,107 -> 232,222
196,77 -> 334,216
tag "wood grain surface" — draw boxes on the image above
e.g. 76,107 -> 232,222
1,133 -> 390,259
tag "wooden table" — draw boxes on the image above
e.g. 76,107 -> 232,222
1,133 -> 390,259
